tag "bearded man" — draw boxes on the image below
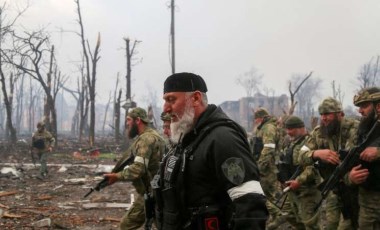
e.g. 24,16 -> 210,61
347,87 -> 380,229
104,107 -> 166,230
154,72 -> 268,230
298,97 -> 359,230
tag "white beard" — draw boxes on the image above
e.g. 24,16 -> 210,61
170,103 -> 195,144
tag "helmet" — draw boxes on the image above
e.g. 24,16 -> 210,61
254,108 -> 269,119
318,97 -> 342,114
353,87 -> 380,106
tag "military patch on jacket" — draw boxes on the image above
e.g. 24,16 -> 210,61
221,157 -> 245,185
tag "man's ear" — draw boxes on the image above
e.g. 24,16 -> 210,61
192,91 -> 202,105
376,103 -> 380,112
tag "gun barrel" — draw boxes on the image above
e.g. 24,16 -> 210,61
84,188 -> 95,198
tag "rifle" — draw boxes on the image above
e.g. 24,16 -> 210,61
315,120 -> 380,212
275,165 -> 302,208
84,153 -> 135,198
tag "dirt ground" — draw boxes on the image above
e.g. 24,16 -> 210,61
0,139 -> 137,230
0,138 -> 324,230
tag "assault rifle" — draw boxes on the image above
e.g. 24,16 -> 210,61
84,153 -> 135,198
315,120 -> 380,212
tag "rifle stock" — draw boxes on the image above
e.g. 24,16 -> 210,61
84,153 -> 135,198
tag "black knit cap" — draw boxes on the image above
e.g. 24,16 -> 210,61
285,115 -> 305,129
164,72 -> 208,93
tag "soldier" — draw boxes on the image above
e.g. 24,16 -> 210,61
298,97 -> 358,230
347,87 -> 380,229
278,116 -> 322,230
252,107 -> 284,229
104,107 -> 166,230
32,121 -> 55,180
160,111 -> 173,152
155,72 -> 268,230
160,111 -> 171,139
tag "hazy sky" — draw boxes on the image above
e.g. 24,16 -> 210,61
11,0 -> 380,109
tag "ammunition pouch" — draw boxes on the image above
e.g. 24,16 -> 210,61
155,154 -> 185,230
32,139 -> 45,150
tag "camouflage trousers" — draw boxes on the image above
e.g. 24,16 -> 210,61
281,195 -> 306,229
259,171 -> 282,223
325,192 -> 354,230
358,205 -> 380,230
120,193 -> 145,230
37,152 -> 48,176
357,189 -> 380,230
283,189 -> 322,230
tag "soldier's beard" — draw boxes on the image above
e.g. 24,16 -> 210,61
170,102 -> 195,144
128,122 -> 139,139
320,117 -> 340,138
358,109 -> 376,138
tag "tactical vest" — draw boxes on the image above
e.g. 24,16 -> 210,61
278,135 -> 306,183
153,120 -> 246,230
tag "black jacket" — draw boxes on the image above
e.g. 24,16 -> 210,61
160,105 -> 268,230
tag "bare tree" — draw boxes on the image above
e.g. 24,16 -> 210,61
287,71 -> 313,115
235,66 -> 263,97
6,30 -> 65,144
75,0 -> 101,146
113,74 -> 122,143
331,80 -> 345,104
356,55 -> 380,88
0,2 -> 29,143
123,37 -> 141,105
290,73 -> 322,128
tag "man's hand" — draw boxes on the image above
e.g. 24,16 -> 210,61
360,147 -> 379,162
48,146 -> 53,152
313,149 -> 340,164
349,164 -> 369,185
285,180 -> 300,191
104,173 -> 119,185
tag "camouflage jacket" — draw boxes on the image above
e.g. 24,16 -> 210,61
117,127 -> 166,194
282,134 -> 322,190
298,117 -> 359,177
32,130 -> 55,153
256,116 -> 280,175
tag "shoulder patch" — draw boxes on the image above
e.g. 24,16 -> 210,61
221,157 -> 245,185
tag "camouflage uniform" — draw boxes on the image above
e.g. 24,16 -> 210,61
299,98 -> 358,230
253,108 -> 283,228
279,116 -> 322,230
347,87 -> 380,229
116,126 -> 166,230
32,122 -> 55,178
